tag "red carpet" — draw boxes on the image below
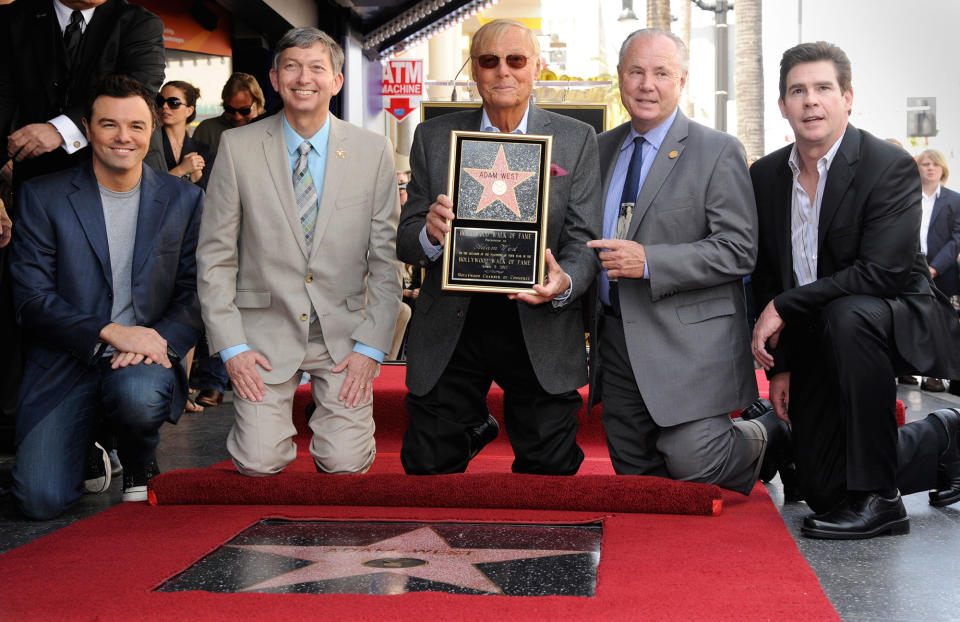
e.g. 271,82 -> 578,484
0,485 -> 839,621
150,471 -> 723,515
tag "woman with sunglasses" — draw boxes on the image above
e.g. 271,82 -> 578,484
157,81 -> 213,190
157,80 -> 216,413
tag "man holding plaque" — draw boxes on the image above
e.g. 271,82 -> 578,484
397,19 -> 602,475
586,29 -> 789,494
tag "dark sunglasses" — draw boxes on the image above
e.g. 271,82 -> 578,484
223,104 -> 253,116
473,54 -> 530,70
156,95 -> 185,109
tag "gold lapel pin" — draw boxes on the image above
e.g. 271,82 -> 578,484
336,149 -> 346,159
668,150 -> 679,159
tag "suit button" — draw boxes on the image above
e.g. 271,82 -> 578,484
300,313 -> 308,321
457,310 -> 464,319
305,275 -> 313,283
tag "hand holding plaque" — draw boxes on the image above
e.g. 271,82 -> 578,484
441,131 -> 552,294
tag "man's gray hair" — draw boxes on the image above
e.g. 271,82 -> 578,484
618,29 -> 689,73
272,27 -> 344,75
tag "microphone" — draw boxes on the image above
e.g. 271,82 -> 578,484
450,56 -> 470,102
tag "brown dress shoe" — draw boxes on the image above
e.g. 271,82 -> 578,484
922,377 -> 946,392
195,389 -> 224,408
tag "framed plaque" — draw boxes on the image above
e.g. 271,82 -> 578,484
442,131 -> 552,293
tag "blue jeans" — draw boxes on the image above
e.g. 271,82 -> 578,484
192,329 -> 229,393
12,359 -> 176,520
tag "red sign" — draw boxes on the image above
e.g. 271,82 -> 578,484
382,60 -> 423,122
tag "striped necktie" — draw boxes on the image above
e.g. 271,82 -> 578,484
294,141 -> 318,254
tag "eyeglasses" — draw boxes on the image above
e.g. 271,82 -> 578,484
473,54 -> 531,70
223,104 -> 253,116
156,96 -> 185,109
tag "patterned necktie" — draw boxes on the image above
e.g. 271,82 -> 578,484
294,141 -> 318,254
610,136 -> 645,316
63,11 -> 84,67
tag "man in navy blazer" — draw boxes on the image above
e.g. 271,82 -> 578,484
8,75 -> 202,519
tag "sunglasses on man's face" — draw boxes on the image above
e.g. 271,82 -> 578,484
156,96 -> 185,109
473,54 -> 530,70
224,104 -> 253,116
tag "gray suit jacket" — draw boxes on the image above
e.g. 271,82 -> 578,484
197,112 -> 401,384
590,114 -> 758,425
397,104 -> 602,395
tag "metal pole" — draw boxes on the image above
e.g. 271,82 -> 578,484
714,0 -> 728,132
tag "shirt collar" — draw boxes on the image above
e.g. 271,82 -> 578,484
54,1 -> 96,32
480,104 -> 530,134
787,133 -> 845,177
282,113 -> 330,156
619,107 -> 678,153
924,184 -> 942,200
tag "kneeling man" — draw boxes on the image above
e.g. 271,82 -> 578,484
752,42 -> 960,539
10,75 -> 203,518
198,28 -> 400,476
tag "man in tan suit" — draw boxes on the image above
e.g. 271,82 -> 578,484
197,27 -> 401,476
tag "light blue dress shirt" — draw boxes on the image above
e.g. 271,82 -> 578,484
598,107 -> 678,306
221,114 -> 385,364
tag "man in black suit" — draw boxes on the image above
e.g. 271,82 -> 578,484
751,41 -> 960,539
0,0 -> 166,189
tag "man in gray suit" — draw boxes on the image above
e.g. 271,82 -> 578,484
398,19 -> 601,475
586,29 -> 788,494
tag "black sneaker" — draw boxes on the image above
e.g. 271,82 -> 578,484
83,442 -> 111,493
122,458 -> 159,502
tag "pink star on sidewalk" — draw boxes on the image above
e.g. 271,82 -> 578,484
232,526 -> 590,594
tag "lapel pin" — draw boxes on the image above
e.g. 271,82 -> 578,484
336,149 -> 346,159
668,150 -> 679,159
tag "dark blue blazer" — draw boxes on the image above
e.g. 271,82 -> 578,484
9,163 -> 203,442
926,186 -> 960,297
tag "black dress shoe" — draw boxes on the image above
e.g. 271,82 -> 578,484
948,380 -> 960,397
801,491 -> 909,539
928,408 -> 960,507
195,389 -> 224,408
467,413 -> 499,460
740,400 -> 792,483
898,375 -> 919,385
921,377 -> 946,392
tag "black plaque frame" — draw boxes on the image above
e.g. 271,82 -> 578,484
442,131 -> 552,293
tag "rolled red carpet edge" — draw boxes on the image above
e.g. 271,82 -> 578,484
149,471 -> 723,516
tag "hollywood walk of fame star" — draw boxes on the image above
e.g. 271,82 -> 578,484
462,146 -> 535,218
231,526 -> 591,594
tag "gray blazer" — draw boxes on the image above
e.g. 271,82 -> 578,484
589,113 -> 758,425
397,104 -> 602,396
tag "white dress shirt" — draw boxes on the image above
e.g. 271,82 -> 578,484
788,135 -> 844,286
920,184 -> 941,255
49,1 -> 98,154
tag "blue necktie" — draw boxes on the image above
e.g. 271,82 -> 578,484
610,136 -> 644,316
